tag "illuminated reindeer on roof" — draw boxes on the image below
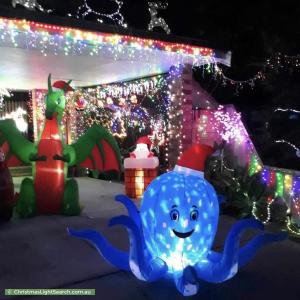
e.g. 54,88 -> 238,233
11,0 -> 52,13
148,2 -> 171,34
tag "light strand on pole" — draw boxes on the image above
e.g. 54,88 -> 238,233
252,198 -> 274,225
275,140 -> 300,158
274,108 -> 300,113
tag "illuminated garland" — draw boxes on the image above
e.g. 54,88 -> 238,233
275,140 -> 300,157
0,17 -> 213,63
213,53 -> 300,92
274,108 -> 300,114
0,88 -> 11,111
0,107 -> 28,132
71,74 -> 169,145
211,106 -> 250,145
257,167 -> 300,235
148,2 -> 171,34
75,0 -> 127,28
164,65 -> 185,170
12,0 -> 52,13
252,198 -> 274,225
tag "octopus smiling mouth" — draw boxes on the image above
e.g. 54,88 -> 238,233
173,229 -> 194,238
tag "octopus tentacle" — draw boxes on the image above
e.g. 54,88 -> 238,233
208,231 -> 287,267
109,215 -> 168,282
238,231 -> 287,267
174,266 -> 200,296
67,228 -> 130,271
195,218 -> 264,283
115,195 -> 142,229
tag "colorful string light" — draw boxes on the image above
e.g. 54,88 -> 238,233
0,17 -> 214,63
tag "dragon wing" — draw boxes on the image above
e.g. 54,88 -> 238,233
66,124 -> 122,174
0,119 -> 35,166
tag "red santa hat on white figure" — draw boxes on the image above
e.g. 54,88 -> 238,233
130,136 -> 154,158
173,144 -> 214,177
136,136 -> 152,148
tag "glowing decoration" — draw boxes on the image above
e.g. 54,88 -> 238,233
69,145 -> 286,296
0,17 -> 213,63
124,136 -> 159,199
75,97 -> 87,111
275,140 -> 300,157
275,172 -> 285,198
213,53 -> 300,93
76,0 -> 127,28
148,2 -> 171,34
118,97 -> 126,106
287,177 -> 300,234
213,106 -> 248,145
106,97 -> 113,105
269,170 -> 276,187
129,136 -> 154,159
252,198 -> 274,225
274,108 -> 300,114
165,65 -> 185,169
0,74 -> 121,218
11,0 -> 52,13
284,174 -> 293,194
0,88 -> 11,111
130,95 -> 137,104
0,107 -> 28,133
72,74 -> 168,144
248,154 -> 262,176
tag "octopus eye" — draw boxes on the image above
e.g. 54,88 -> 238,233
190,210 -> 199,221
170,209 -> 179,221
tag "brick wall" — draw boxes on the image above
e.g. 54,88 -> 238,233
125,168 -> 158,200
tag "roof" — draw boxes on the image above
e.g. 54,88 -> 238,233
0,5 -> 231,90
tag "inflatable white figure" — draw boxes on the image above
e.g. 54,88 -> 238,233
130,136 -> 154,159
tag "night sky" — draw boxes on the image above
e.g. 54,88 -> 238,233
1,0 -> 300,169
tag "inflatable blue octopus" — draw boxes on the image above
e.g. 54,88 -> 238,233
68,171 -> 286,296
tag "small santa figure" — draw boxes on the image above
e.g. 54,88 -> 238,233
0,148 -> 14,222
130,136 -> 154,159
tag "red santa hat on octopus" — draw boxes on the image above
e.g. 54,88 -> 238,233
173,144 -> 214,177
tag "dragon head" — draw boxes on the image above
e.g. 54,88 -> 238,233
45,74 -> 73,122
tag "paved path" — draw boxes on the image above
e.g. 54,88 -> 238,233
0,178 -> 299,299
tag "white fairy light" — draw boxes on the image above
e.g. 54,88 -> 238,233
76,0 -> 127,28
0,88 -> 11,111
252,199 -> 274,225
1,107 -> 28,132
274,108 -> 300,113
11,0 -> 52,13
275,140 -> 300,157
148,2 -> 171,34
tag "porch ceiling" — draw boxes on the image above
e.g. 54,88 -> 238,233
0,46 -> 176,90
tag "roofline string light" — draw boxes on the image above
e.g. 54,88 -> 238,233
0,17 -> 214,63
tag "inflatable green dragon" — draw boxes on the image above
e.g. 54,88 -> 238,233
0,75 -> 121,218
